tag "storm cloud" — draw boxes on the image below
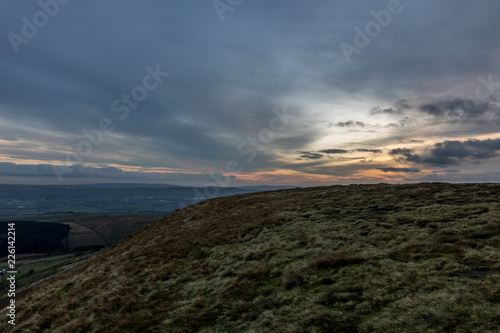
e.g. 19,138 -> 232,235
389,139 -> 500,167
423,139 -> 500,166
1,1 -> 500,185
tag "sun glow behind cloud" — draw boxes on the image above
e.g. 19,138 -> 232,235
1,1 -> 500,185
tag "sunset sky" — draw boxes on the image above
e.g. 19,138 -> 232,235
1,0 -> 500,186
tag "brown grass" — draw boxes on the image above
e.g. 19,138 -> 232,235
2,183 -> 500,332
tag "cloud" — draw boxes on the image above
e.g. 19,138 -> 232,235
1,1 -> 500,185
370,108 -> 404,117
297,152 -> 324,160
354,149 -> 382,153
377,167 -> 421,173
370,99 -> 412,117
335,120 -> 367,127
297,148 -> 381,162
319,149 -> 349,154
389,139 -> 500,167
372,97 -> 499,122
422,139 -> 500,166
398,139 -> 425,144
0,162 -> 234,182
418,97 -> 498,119
389,148 -> 422,163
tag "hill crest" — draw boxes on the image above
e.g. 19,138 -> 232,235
4,183 -> 500,332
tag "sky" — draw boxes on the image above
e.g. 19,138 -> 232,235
1,0 -> 500,186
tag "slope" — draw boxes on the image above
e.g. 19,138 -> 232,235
4,183 -> 500,332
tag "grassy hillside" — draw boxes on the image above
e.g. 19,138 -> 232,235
4,183 -> 500,332
62,215 -> 157,252
0,253 -> 100,293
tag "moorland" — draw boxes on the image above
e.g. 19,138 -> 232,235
2,183 -> 500,332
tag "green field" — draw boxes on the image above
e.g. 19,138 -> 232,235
0,213 -> 160,293
1,253 -> 98,290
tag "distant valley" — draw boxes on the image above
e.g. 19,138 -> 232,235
0,183 -> 299,293
0,183 -> 292,216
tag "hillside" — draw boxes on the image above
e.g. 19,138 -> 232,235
4,183 -> 500,332
63,214 -> 157,251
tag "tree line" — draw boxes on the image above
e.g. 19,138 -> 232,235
0,221 -> 70,256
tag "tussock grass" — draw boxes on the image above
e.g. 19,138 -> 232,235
3,183 -> 500,332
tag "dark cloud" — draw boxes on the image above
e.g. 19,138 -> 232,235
378,167 -> 421,173
389,139 -> 500,167
0,162 -> 233,182
370,99 -> 412,117
389,148 -> 422,163
297,152 -> 324,160
1,1 -> 500,185
340,157 -> 368,161
354,149 -> 382,153
418,97 -> 497,119
372,97 -> 499,123
335,120 -> 367,127
422,139 -> 500,166
389,148 -> 414,155
319,149 -> 349,154
298,148 -> 380,162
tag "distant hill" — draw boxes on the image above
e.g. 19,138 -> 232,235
5,183 -> 500,332
235,185 -> 303,191
0,183 -> 282,216
78,183 -> 182,188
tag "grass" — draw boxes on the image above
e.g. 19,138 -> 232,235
0,253 -> 100,291
2,183 -> 500,332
